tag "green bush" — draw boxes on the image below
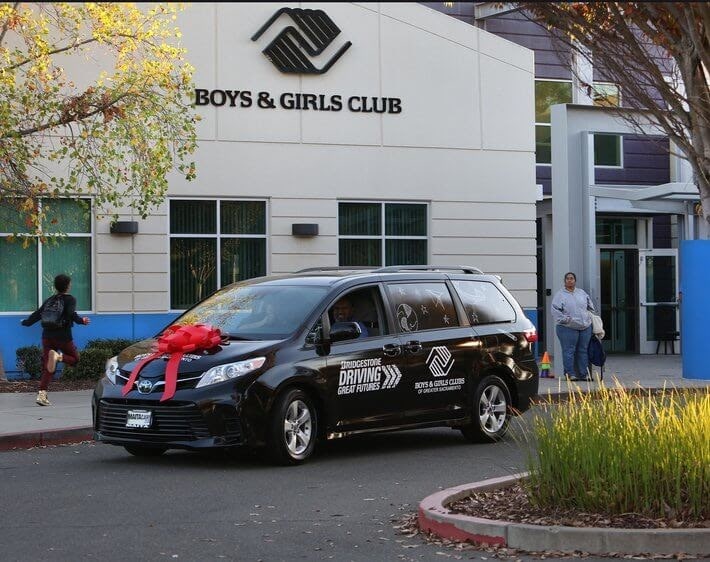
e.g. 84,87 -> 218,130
86,338 -> 136,355
63,339 -> 138,381
16,345 -> 42,379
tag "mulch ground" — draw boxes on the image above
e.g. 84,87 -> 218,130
0,378 -> 98,393
447,483 -> 708,530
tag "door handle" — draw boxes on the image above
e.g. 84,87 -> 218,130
404,340 -> 423,354
382,343 -> 402,357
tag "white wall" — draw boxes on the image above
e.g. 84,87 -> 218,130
94,2 -> 537,311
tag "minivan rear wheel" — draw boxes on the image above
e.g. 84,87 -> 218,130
461,375 -> 511,443
267,388 -> 317,465
124,445 -> 168,457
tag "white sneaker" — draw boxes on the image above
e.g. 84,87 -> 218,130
36,390 -> 51,406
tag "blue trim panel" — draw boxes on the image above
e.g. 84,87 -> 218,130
523,308 -> 539,359
2,313 -> 179,378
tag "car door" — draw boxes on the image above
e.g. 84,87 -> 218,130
384,281 -> 472,423
322,284 -> 407,433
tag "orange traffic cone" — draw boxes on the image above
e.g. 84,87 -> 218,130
539,351 -> 554,378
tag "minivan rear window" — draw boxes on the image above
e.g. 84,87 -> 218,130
451,280 -> 516,324
175,284 -> 328,339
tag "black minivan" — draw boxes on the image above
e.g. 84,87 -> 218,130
92,266 -> 539,464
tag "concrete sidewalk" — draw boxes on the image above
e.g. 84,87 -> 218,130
0,354 -> 707,451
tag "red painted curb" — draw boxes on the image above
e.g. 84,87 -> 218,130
0,426 -> 93,451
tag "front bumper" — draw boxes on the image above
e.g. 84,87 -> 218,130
92,378 -> 250,450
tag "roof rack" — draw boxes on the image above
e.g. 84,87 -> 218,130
296,266 -> 374,273
374,265 -> 484,274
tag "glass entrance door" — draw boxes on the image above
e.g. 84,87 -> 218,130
600,249 -> 638,352
639,250 -> 679,354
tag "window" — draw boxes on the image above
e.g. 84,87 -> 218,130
338,202 -> 427,267
592,83 -> 621,108
0,199 -> 92,313
594,134 -> 623,167
386,282 -> 458,332
328,286 -> 387,339
535,80 -> 573,164
169,199 -> 267,310
451,280 -> 516,325
596,218 -> 637,245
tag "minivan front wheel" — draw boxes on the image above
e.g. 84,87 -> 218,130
268,388 -> 317,465
461,375 -> 511,443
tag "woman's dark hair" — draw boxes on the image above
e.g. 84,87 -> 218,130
564,272 -> 576,281
54,274 -> 71,293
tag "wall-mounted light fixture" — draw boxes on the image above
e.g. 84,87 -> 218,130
110,221 -> 139,235
292,223 -> 319,237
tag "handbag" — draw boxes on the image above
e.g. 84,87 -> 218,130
588,334 -> 606,367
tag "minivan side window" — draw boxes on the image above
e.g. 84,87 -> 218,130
387,282 -> 459,333
451,280 -> 516,325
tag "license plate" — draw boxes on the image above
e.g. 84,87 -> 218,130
126,409 -> 152,429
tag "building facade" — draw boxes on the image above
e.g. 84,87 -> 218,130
2,3 -> 539,375
427,2 -> 700,361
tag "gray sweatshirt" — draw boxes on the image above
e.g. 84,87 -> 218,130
551,288 -> 594,330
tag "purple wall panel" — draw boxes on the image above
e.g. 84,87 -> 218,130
594,135 -> 670,186
536,166 -> 552,195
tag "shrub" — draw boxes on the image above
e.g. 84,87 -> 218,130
519,381 -> 709,521
16,345 -> 42,379
62,339 -> 138,381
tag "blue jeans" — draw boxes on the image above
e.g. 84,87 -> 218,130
556,324 -> 593,378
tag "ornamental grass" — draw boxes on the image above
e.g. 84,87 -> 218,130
520,381 -> 709,521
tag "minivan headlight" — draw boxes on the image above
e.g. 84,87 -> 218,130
105,356 -> 119,384
196,357 -> 266,388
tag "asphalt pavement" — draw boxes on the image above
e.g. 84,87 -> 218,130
0,353 -> 707,451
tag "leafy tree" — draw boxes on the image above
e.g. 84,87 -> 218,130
517,2 -> 710,228
0,2 -> 197,235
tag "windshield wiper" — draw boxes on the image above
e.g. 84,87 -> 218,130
228,335 -> 253,341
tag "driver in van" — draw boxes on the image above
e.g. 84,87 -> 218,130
331,297 -> 369,338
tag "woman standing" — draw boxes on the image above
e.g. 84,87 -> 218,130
551,272 -> 595,381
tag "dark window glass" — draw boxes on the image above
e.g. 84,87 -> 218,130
328,286 -> 387,338
220,238 -> 266,286
536,125 -> 552,164
42,237 -> 92,309
596,218 -> 637,245
221,201 -> 266,235
387,282 -> 458,332
0,239 -> 37,311
170,238 -> 217,309
385,239 -> 427,265
43,199 -> 91,234
594,134 -> 622,166
170,200 -> 216,234
339,203 -> 381,236
452,280 -> 516,324
339,239 -> 381,267
385,203 -> 426,236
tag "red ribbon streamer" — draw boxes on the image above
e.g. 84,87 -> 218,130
121,324 -> 223,402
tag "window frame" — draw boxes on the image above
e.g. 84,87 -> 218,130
535,78 -> 574,166
0,197 -> 94,315
168,197 -> 269,312
337,200 -> 430,267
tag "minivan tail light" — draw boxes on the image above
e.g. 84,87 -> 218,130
523,329 -> 538,343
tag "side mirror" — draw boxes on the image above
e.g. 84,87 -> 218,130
329,322 -> 361,343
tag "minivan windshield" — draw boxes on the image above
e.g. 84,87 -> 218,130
174,284 -> 328,340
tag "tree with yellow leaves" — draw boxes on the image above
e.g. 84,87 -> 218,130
0,2 -> 197,234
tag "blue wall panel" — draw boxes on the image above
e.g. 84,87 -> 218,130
680,240 -> 710,380
2,313 -> 179,377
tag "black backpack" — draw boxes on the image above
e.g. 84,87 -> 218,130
588,335 -> 606,367
40,295 -> 67,329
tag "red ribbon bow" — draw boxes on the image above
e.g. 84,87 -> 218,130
122,324 -> 223,402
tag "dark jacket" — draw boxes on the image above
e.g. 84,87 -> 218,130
21,293 -> 84,341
